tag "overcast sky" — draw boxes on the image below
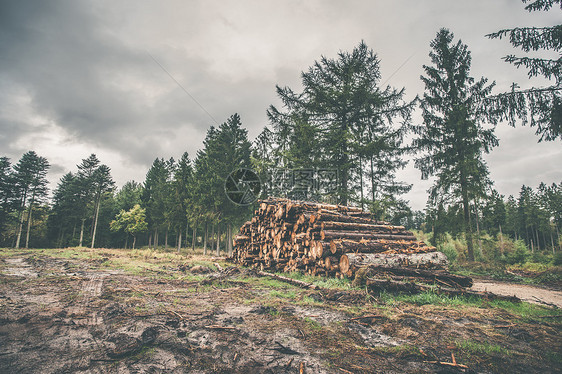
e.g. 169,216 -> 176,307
1,0 -> 560,210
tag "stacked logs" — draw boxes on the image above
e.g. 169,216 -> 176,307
232,198 -> 445,278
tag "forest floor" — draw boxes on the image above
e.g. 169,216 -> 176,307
0,247 -> 560,374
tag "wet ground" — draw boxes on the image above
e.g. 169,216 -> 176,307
0,248 -> 560,373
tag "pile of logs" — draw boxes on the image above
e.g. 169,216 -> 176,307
232,198 -> 446,278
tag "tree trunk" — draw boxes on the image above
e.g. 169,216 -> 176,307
461,182 -> 474,261
370,156 -> 375,203
91,195 -> 101,249
192,226 -> 197,251
474,202 -> 482,258
499,224 -> 504,256
359,156 -> 364,210
535,226 -> 541,252
14,190 -> 29,249
15,209 -> 25,249
203,222 -> 208,255
321,230 -> 416,241
177,230 -> 182,253
340,251 -> 449,275
25,204 -> 34,249
79,218 -> 86,247
216,224 -> 221,256
227,223 -> 233,257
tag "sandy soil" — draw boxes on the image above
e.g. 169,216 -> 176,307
0,249 -> 560,373
471,280 -> 562,308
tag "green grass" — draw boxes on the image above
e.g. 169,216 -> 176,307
374,289 -> 561,320
455,339 -> 511,356
268,289 -> 298,300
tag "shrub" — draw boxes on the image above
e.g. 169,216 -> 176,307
553,251 -> 562,266
504,240 -> 530,264
439,241 -> 458,263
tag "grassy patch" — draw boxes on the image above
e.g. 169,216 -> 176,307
455,339 -> 511,356
374,289 -> 561,320
268,289 -> 298,300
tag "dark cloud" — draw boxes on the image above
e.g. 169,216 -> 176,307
1,0 -> 560,209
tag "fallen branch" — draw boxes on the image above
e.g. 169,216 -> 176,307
205,325 -> 236,330
257,271 -> 321,290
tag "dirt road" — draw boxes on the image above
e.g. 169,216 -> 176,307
471,280 -> 562,308
0,248 -> 560,373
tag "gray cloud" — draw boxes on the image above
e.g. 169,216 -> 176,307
1,0 -> 560,209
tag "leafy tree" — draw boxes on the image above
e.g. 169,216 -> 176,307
413,29 -> 500,261
110,204 -> 148,249
268,41 -> 413,205
12,151 -> 50,248
486,0 -> 561,141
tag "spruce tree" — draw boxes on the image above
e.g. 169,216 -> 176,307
12,151 -> 50,248
486,0 -> 561,141
268,41 -> 413,205
413,29 -> 500,261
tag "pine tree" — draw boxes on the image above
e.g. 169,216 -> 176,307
47,173 -> 75,247
90,164 -> 115,248
268,41 -> 414,205
12,151 -> 50,248
413,29 -> 500,261
486,0 -> 561,141
0,157 -> 16,244
191,114 -> 253,255
142,158 -> 173,248
170,152 -> 193,252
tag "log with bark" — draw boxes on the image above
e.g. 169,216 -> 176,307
339,251 -> 449,275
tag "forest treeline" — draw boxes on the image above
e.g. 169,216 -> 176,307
0,1 -> 560,261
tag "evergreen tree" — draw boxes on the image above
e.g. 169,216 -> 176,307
0,157 -> 16,244
12,151 -> 50,248
413,29 -> 500,261
90,164 -> 115,248
47,172 -> 81,247
486,0 -> 561,141
268,41 -> 414,205
191,114 -> 253,254
114,181 -> 143,212
76,154 -> 100,246
142,158 -> 173,248
170,152 -> 193,251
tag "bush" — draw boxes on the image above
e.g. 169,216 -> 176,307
504,240 -> 530,264
530,251 -> 551,264
439,241 -> 458,263
553,251 -> 562,266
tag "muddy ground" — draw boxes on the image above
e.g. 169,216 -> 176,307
0,248 -> 560,374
